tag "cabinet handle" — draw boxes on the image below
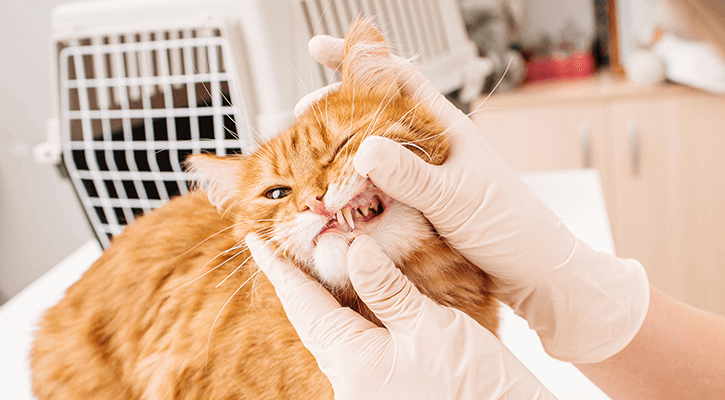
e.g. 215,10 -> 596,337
579,125 -> 591,168
628,120 -> 640,176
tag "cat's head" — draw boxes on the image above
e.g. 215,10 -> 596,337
188,19 -> 450,289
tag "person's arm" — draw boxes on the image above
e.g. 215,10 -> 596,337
576,286 -> 725,399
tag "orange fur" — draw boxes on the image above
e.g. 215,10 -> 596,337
31,19 -> 498,399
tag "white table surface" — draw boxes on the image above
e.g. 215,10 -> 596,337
0,169 -> 613,399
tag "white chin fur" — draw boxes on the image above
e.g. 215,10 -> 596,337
313,234 -> 351,288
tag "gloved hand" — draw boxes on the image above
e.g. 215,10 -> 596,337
300,35 -> 650,364
247,233 -> 557,400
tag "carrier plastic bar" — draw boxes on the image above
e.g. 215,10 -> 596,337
338,0 -> 354,22
114,40 -> 155,212
157,36 -> 189,196
126,35 -> 142,101
60,46 -> 108,247
65,106 -> 234,119
183,29 -> 202,156
138,38 -> 171,202
195,29 -> 209,75
141,32 -> 159,97
237,0 -> 286,141
84,196 -> 167,209
63,72 -> 231,90
204,39 -> 223,157
430,0 -> 450,52
402,0 -> 428,59
108,35 -> 123,106
169,30 -> 184,89
92,39 -> 136,226
309,0 -> 332,39
71,47 -> 117,247
378,0 -> 406,58
67,139 -> 239,151
324,0 -> 344,39
329,0 -> 347,39
345,0 -> 361,25
300,0 -> 332,87
394,0 -> 418,57
221,38 -> 248,150
74,169 -> 190,181
417,0 -> 441,57
91,36 -> 110,110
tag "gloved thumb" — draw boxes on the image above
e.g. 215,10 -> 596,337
354,136 -> 445,216
347,235 -> 432,333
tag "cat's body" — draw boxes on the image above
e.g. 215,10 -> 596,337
32,20 -> 498,399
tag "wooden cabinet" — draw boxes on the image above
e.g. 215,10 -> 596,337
472,77 -> 725,315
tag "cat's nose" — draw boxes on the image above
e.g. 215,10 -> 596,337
305,198 -> 331,218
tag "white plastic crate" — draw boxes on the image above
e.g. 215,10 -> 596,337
300,0 -> 492,97
36,0 -> 491,248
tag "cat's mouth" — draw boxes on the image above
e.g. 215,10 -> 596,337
313,185 -> 392,245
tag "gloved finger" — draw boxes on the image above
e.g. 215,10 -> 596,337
293,82 -> 342,119
308,35 -> 344,70
347,235 -> 434,334
246,233 -> 341,334
247,233 -> 383,351
391,57 -> 471,129
354,136 -> 447,216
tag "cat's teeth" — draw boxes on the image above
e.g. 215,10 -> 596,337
336,210 -> 344,224
342,207 -> 355,230
361,207 -> 370,217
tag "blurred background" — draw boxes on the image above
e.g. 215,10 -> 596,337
1,0 -> 723,319
0,0 -> 92,305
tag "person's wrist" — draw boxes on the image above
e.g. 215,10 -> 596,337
515,239 -> 650,363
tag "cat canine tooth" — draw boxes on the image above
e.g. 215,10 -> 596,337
342,207 -> 355,230
336,210 -> 344,224
361,207 -> 370,217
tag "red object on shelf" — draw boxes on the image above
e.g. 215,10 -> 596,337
526,51 -> 595,83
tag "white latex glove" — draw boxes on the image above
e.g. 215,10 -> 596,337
300,35 -> 650,364
247,233 -> 557,400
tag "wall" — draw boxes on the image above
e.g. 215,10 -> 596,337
0,0 -> 93,304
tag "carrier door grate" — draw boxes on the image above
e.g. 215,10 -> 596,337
300,0 -> 450,85
59,30 -> 248,248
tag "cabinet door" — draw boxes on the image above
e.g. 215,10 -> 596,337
609,95 -> 725,315
472,103 -> 617,228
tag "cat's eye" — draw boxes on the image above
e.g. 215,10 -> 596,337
264,187 -> 292,200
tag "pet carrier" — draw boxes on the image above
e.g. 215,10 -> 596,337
35,0 -> 492,248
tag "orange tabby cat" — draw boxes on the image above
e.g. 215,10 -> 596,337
31,20 -> 498,399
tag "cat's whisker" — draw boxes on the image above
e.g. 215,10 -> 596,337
205,268 -> 262,375
360,62 -> 439,144
253,144 -> 277,167
206,235 -> 284,341
215,254 -> 254,288
472,55 -> 514,113
345,85 -> 356,161
433,57 -> 514,151
172,247 -> 246,292
189,226 -> 270,279
377,91 -> 438,139
159,219 -> 257,274
398,141 -> 433,162
194,77 -> 261,144
360,64 -> 410,141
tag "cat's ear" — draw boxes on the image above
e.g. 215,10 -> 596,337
185,154 -> 245,213
341,18 -> 399,95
